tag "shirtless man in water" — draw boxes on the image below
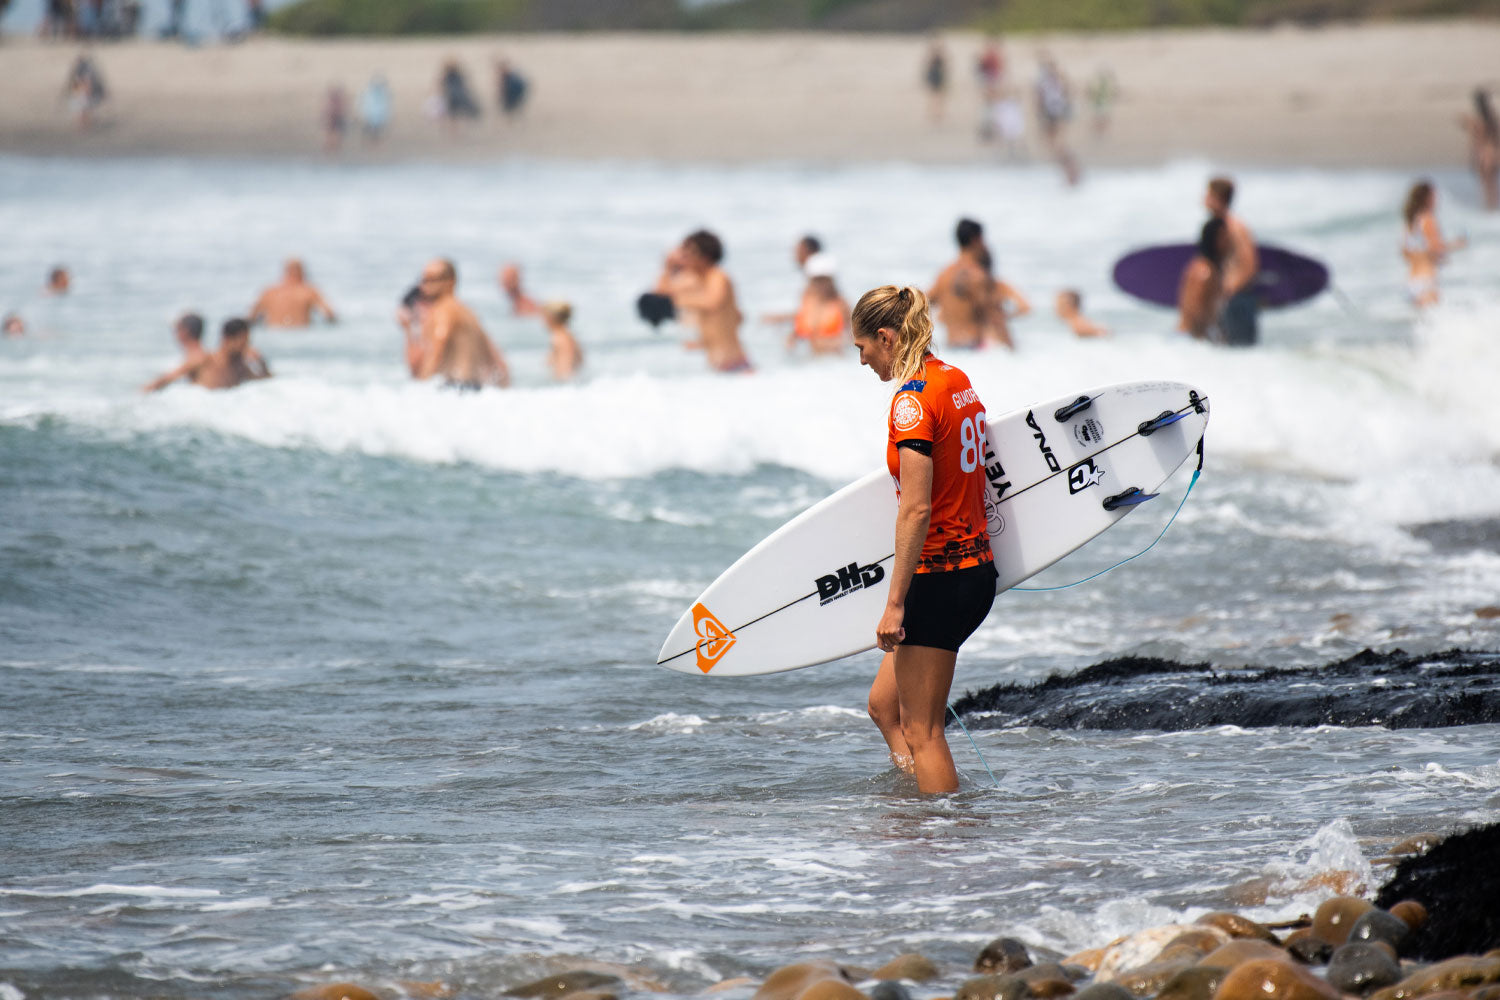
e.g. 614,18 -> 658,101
927,218 -> 992,350
406,258 -> 510,389
248,259 -> 338,328
142,313 -> 210,392
147,318 -> 271,391
655,230 -> 751,373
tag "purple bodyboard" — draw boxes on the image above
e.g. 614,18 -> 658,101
1112,243 -> 1329,309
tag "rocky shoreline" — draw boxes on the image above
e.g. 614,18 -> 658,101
273,824 -> 1500,1000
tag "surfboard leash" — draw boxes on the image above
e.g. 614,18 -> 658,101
1011,436 -> 1205,593
947,703 -> 1002,789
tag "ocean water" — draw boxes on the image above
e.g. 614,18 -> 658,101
2,156 -> 1499,999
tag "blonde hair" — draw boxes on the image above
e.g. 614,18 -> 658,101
851,285 -> 933,385
543,300 -> 572,324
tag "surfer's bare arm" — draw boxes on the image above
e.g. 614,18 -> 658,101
997,280 -> 1030,318
311,287 -> 338,323
141,359 -> 200,393
877,447 -> 933,653
1224,218 -> 1259,295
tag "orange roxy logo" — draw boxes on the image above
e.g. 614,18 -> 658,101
691,602 -> 737,673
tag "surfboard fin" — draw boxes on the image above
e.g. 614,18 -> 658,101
1138,410 -> 1187,436
1103,487 -> 1159,511
1054,395 -> 1093,422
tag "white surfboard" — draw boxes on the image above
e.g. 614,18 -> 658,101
657,380 -> 1209,676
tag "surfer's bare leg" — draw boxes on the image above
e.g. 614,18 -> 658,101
868,652 -> 914,773
893,645 -> 960,794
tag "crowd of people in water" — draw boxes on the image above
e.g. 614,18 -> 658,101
1,160 -> 1484,393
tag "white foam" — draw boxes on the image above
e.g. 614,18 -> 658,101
0,883 -> 220,899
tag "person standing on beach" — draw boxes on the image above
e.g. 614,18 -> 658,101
655,230 -> 752,374
1034,53 -> 1079,185
1402,180 -> 1467,308
248,259 -> 338,328
406,258 -> 510,389
1205,177 -> 1259,346
495,59 -> 529,120
928,218 -> 991,350
853,285 -> 996,795
322,85 -> 348,154
923,41 -> 947,124
359,75 -> 391,144
141,312 -> 209,392
1461,89 -> 1499,211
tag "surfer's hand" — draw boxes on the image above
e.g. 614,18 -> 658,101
876,605 -> 906,652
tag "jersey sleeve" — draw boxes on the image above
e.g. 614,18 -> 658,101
889,387 -> 936,446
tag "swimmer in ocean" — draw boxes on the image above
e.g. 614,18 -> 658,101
407,258 -> 510,389
147,318 -> 271,391
655,230 -> 752,373
248,259 -> 338,328
142,312 -> 211,392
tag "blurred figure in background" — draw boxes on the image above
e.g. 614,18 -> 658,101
46,266 -> 71,295
42,0 -> 73,38
2,313 -> 25,337
359,74 -> 391,144
439,60 -> 481,131
977,37 -> 1004,101
1087,68 -> 1117,137
1055,289 -> 1108,338
928,217 -> 990,349
542,301 -> 583,380
247,0 -> 266,32
61,53 -> 106,129
322,85 -> 348,154
1402,180 -> 1467,308
142,312 -> 209,392
1461,89 -> 1499,211
148,318 -> 270,392
1205,177 -> 1258,346
655,230 -> 751,373
496,59 -> 529,120
1177,217 -> 1226,340
406,258 -> 510,389
498,262 -> 541,316
973,245 -> 1028,350
922,40 -> 947,124
1034,53 -> 1079,184
784,254 -> 849,356
249,259 -> 338,328
161,0 -> 184,38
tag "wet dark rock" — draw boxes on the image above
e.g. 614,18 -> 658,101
1214,958 -> 1341,1000
507,973 -> 623,999
1406,517 -> 1500,555
1348,910 -> 1411,953
1313,897 -> 1373,947
1368,956 -> 1500,1000
872,956 -> 937,983
1327,943 -> 1402,995
1196,913 -> 1278,943
1071,984 -> 1133,1000
1284,937 -> 1333,965
956,974 -> 1030,1000
1155,965 -> 1227,1000
869,982 -> 913,1000
1374,822 -> 1500,960
752,962 -> 853,1000
976,937 -> 1034,974
1108,958 -> 1192,997
1197,940 -> 1284,970
797,981 -> 867,1000
948,649 -> 1500,730
1388,900 -> 1428,931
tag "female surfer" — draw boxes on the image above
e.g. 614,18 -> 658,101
1176,217 -> 1226,340
852,285 -> 997,794
1402,181 -> 1466,308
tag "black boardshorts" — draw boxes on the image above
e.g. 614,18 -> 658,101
900,561 -> 998,652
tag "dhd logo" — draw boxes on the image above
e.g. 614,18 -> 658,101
816,561 -> 885,605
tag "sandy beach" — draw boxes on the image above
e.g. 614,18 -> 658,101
2,21 -> 1497,166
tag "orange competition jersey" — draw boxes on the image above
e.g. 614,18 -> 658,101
886,355 -> 994,574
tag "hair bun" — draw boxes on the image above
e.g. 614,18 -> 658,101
897,286 -> 912,302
